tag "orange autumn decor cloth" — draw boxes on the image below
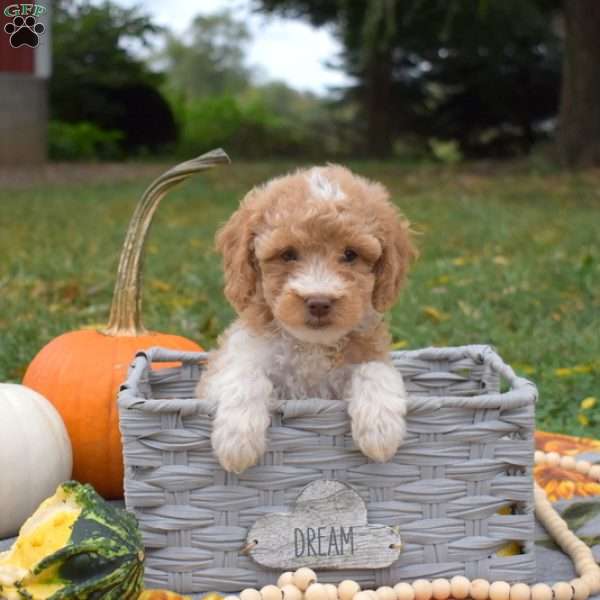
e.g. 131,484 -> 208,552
535,431 -> 600,501
138,590 -> 193,599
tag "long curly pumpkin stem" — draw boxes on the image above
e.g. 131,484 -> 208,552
103,149 -> 230,336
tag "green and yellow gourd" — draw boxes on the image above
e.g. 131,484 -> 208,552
0,482 -> 144,600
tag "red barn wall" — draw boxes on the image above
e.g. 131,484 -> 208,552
0,4 -> 49,164
0,28 -> 34,72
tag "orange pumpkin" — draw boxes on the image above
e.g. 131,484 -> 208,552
24,149 -> 230,499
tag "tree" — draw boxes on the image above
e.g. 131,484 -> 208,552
558,0 -> 600,166
419,1 -> 560,156
157,8 -> 343,159
255,0 -> 561,158
162,11 -> 252,101
51,0 -> 176,152
255,1 -> 401,157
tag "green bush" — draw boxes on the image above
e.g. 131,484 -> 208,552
172,91 -> 341,159
48,121 -> 124,160
178,95 -> 243,153
429,138 -> 463,165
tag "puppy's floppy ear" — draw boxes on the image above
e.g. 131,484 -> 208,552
372,196 -> 418,312
215,199 -> 258,314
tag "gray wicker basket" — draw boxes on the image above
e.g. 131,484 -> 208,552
118,344 -> 537,594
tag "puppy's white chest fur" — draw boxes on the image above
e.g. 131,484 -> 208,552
212,321 -> 349,401
267,334 -> 349,399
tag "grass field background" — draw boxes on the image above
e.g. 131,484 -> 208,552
1,160 -> 598,436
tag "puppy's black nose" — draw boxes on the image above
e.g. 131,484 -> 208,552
306,296 -> 332,317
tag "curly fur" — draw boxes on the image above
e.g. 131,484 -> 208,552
197,164 -> 417,473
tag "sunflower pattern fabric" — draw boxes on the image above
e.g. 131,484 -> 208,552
533,431 -> 600,600
535,431 -> 600,501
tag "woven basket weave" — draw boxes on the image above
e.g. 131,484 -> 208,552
118,344 -> 537,594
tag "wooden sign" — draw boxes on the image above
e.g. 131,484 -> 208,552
246,480 -> 402,570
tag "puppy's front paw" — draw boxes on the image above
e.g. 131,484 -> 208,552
212,420 -> 268,474
348,361 -> 408,462
352,414 -> 406,462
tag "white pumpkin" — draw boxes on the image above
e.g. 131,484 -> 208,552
0,383 -> 72,538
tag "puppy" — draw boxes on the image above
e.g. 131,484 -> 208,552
197,165 -> 416,473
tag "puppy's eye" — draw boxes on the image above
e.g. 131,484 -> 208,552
280,248 -> 298,262
342,248 -> 358,263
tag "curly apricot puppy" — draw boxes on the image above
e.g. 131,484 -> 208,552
197,165 -> 417,473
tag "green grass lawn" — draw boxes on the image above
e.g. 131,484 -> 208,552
1,160 -> 599,437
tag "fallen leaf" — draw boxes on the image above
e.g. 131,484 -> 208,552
422,306 -> 450,323
59,281 -> 81,301
458,300 -> 481,319
577,414 -> 590,427
555,365 -> 594,377
513,363 -> 536,375
165,296 -> 194,309
391,340 -> 409,350
555,368 -> 571,377
497,541 -> 521,556
30,279 -> 49,298
580,397 -> 597,410
149,279 -> 173,293
431,274 -> 450,285
81,322 -> 107,330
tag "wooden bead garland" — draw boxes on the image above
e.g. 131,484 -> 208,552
431,579 -> 450,600
226,452 -> 599,600
509,582 -> 530,600
240,589 -> 262,600
412,579 -> 432,600
278,573 -> 295,588
293,568 -> 317,591
306,584 -> 327,600
261,585 -> 283,600
393,583 -> 415,600
471,579 -> 491,600
552,582 -> 572,600
325,583 -> 340,600
570,579 -> 590,600
376,586 -> 397,600
450,576 -> 471,600
530,584 -> 552,600
281,585 -> 303,600
339,580 -> 361,600
489,581 -> 511,600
